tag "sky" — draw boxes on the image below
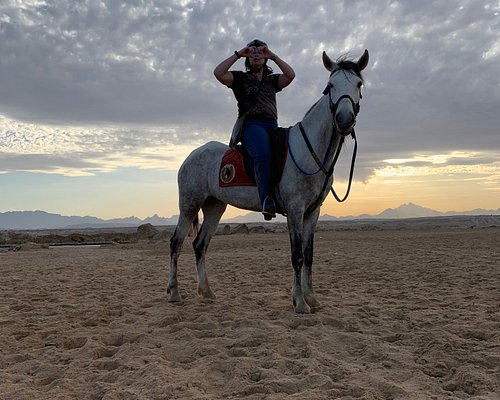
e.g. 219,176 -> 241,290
0,0 -> 499,220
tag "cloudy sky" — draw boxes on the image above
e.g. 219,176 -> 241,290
1,0 -> 499,219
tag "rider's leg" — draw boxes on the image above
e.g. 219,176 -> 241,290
241,120 -> 277,218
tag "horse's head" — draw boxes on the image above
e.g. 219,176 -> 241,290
322,50 -> 369,135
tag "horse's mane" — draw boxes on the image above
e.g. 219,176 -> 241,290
332,54 -> 365,82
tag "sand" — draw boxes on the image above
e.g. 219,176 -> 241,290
1,227 -> 499,399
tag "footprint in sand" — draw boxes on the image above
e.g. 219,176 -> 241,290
33,365 -> 64,387
92,346 -> 119,359
92,359 -> 122,371
100,333 -> 124,347
61,336 -> 87,350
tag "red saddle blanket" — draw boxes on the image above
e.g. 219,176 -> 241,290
218,128 -> 289,188
219,147 -> 256,187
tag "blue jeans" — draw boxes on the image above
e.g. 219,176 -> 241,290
242,119 -> 277,206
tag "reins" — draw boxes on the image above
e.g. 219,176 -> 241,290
288,123 -> 336,176
288,81 -> 361,215
329,132 -> 357,202
300,125 -> 358,215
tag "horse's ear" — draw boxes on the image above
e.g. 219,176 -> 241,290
322,51 -> 336,72
357,49 -> 369,71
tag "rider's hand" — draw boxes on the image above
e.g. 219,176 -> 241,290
261,46 -> 275,60
237,46 -> 253,58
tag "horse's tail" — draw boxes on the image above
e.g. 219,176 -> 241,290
189,213 -> 200,238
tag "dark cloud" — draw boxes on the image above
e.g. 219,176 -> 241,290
0,0 -> 499,179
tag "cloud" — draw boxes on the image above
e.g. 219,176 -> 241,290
0,115 -> 209,174
0,0 -> 499,180
373,151 -> 500,192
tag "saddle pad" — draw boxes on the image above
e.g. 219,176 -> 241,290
219,147 -> 256,187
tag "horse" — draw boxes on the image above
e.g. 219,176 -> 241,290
168,50 -> 369,313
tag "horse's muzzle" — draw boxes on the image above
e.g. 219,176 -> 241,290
335,111 -> 355,136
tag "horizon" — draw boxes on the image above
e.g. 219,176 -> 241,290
1,1 -> 499,220
2,203 -> 500,230
2,202 -> 500,221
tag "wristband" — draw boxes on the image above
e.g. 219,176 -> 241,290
234,50 -> 241,59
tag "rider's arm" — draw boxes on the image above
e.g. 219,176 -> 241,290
214,47 -> 250,87
273,55 -> 295,89
262,48 -> 295,89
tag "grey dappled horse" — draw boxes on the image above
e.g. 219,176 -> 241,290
168,50 -> 369,313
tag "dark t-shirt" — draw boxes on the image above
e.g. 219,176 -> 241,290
229,71 -> 282,121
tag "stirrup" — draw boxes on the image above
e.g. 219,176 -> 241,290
262,196 -> 276,220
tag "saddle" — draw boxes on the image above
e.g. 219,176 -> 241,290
219,127 -> 289,191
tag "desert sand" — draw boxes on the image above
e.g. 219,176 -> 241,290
1,224 -> 499,399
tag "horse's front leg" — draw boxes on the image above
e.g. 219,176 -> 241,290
302,209 -> 321,311
287,213 -> 309,313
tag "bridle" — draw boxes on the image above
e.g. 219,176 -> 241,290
289,72 -> 362,214
323,81 -> 362,129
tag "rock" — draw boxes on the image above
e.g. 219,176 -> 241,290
0,232 -> 10,244
69,234 -> 85,243
19,242 -> 44,251
0,245 -> 20,252
249,226 -> 266,234
231,224 -> 249,234
136,223 -> 159,239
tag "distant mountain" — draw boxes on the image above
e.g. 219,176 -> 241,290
143,214 -> 177,225
1,204 -> 499,229
324,203 -> 500,220
221,212 -> 287,224
232,203 -> 500,223
376,203 -> 500,219
0,211 -> 179,230
376,203 -> 441,219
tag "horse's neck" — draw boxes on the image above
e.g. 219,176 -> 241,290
296,95 -> 337,161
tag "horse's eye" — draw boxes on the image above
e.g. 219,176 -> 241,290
357,82 -> 363,88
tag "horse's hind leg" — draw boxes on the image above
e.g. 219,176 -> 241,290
302,209 -> 321,311
193,197 -> 226,300
168,212 -> 198,302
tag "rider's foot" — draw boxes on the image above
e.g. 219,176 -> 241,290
262,196 -> 276,220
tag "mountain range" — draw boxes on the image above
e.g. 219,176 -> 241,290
0,211 -> 178,230
325,203 -> 500,220
1,203 -> 499,230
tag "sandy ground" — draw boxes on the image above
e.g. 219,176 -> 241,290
1,227 -> 499,399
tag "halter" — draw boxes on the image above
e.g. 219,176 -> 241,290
323,82 -> 361,128
288,77 -> 362,214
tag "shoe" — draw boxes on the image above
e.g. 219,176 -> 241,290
262,196 -> 276,220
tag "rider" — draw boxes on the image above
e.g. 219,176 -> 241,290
214,39 -> 295,220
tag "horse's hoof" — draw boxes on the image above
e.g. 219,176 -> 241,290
294,302 -> 310,314
295,304 -> 309,314
167,287 -> 182,302
198,286 -> 216,300
305,295 -> 321,312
